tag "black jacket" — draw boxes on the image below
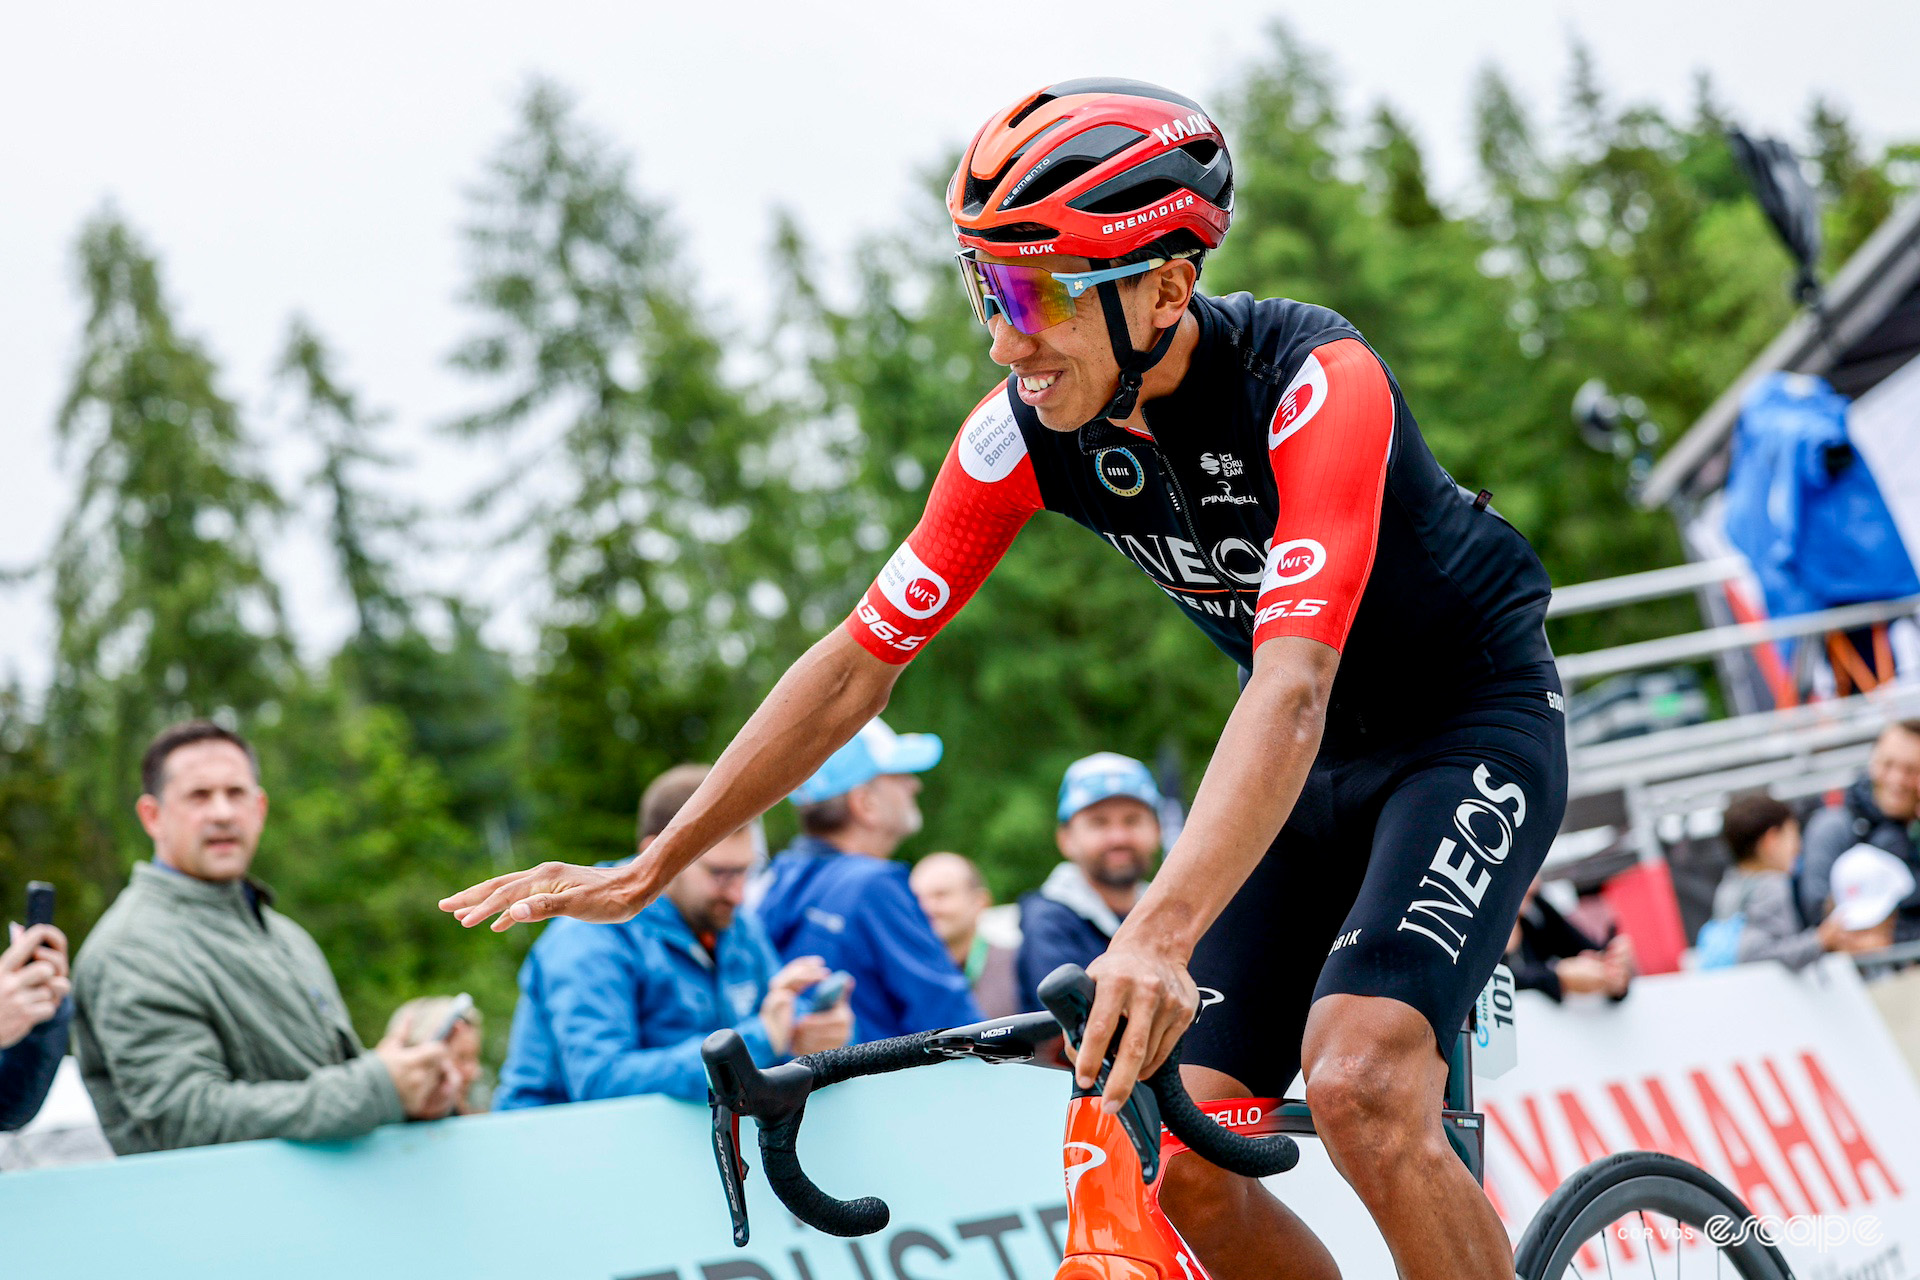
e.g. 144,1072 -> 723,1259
0,997 -> 71,1132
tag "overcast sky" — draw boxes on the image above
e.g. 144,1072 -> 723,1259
4,0 -> 1917,693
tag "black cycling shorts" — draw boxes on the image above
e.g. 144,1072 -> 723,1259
1184,662 -> 1568,1097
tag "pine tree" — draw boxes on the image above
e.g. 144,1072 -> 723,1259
452,82 -> 814,859
46,211 -> 289,854
276,318 -> 519,831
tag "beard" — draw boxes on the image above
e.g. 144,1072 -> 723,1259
687,902 -> 736,936
1089,852 -> 1147,889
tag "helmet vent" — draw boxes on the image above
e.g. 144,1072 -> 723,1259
1078,178 -> 1182,215
1005,92 -> 1058,130
1000,124 -> 1144,211
1179,138 -> 1221,165
972,222 -> 1062,244
1000,158 -> 1093,210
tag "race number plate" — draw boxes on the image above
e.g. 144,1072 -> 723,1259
1472,964 -> 1517,1079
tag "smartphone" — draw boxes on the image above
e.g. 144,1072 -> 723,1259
801,971 -> 852,1015
26,882 -> 55,930
429,993 -> 474,1042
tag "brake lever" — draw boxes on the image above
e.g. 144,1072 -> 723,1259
1037,965 -> 1166,1184
704,1028 -> 819,1244
704,1030 -> 762,1245
709,1097 -> 751,1246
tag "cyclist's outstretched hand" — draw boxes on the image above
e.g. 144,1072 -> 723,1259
440,861 -> 646,932
1079,937 -> 1198,1113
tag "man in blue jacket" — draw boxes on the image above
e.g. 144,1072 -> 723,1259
496,765 -> 852,1108
1016,754 -> 1163,1013
758,719 -> 981,1042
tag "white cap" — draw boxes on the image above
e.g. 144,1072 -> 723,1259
1830,844 -> 1916,930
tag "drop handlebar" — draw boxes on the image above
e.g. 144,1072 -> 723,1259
701,964 -> 1298,1243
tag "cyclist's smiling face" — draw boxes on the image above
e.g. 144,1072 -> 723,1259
981,252 -> 1173,433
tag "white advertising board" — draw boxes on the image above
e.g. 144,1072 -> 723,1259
1480,955 -> 1920,1278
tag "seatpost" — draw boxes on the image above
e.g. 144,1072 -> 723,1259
1440,1015 -> 1484,1185
1445,1018 -> 1474,1115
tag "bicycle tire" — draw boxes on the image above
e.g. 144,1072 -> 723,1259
1514,1151 -> 1794,1280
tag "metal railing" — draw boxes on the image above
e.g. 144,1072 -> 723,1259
1854,938 -> 1920,977
1544,559 -> 1920,874
1557,593 -> 1920,683
1546,557 -> 1743,619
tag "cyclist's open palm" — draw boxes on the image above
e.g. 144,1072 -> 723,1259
1080,937 -> 1198,1113
440,861 -> 644,932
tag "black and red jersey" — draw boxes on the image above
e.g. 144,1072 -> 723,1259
844,292 -> 1554,744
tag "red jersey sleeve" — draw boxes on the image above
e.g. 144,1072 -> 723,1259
1251,337 -> 1395,655
843,388 -> 1043,664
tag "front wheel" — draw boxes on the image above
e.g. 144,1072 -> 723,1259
1514,1151 -> 1794,1279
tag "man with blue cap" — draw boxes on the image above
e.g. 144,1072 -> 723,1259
1015,753 -> 1163,1013
755,719 -> 982,1042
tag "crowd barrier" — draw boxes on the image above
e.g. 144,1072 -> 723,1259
3,958 -> 1914,1279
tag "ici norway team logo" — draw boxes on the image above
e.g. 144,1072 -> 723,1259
1095,447 -> 1145,497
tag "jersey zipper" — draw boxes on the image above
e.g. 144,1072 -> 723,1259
1141,441 -> 1256,640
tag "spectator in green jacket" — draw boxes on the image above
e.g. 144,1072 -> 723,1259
73,720 -> 460,1155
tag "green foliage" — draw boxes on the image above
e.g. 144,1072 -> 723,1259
0,686 -> 115,932
277,319 -> 520,832
254,694 -> 524,1054
451,82 -> 829,863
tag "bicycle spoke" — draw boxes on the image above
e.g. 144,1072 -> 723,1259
1639,1212 -> 1656,1280
1604,1215 -> 1616,1280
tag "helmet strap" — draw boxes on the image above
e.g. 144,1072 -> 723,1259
1090,277 -> 1180,425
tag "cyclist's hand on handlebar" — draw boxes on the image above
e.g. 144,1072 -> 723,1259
1079,939 -> 1198,1113
440,861 -> 646,932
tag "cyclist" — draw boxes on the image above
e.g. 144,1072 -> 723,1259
443,78 -> 1567,1280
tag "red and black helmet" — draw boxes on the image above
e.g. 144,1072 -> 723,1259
949,78 -> 1233,263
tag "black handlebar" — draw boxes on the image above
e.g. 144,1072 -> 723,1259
703,1029 -> 950,1241
702,964 -> 1297,1244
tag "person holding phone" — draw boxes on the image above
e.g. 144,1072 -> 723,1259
73,721 -> 460,1155
1,883 -> 72,1133
384,995 -> 486,1115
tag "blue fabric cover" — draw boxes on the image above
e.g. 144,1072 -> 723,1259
1723,372 -> 1918,619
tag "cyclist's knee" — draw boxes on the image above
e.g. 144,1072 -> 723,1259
1304,1056 -> 1414,1146
1301,1000 -> 1446,1173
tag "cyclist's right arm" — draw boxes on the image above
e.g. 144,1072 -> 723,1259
441,390 -> 1041,932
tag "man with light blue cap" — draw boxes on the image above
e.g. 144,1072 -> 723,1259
756,719 -> 982,1042
1015,753 -> 1163,1013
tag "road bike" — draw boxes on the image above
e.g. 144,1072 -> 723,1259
702,966 -> 1793,1279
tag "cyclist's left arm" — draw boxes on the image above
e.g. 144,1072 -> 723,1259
1078,337 -> 1395,1106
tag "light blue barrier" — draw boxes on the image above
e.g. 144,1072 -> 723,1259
1,1061 -> 1074,1280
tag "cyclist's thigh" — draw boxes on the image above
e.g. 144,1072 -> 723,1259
1312,687 -> 1570,1056
1184,767 -> 1371,1098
